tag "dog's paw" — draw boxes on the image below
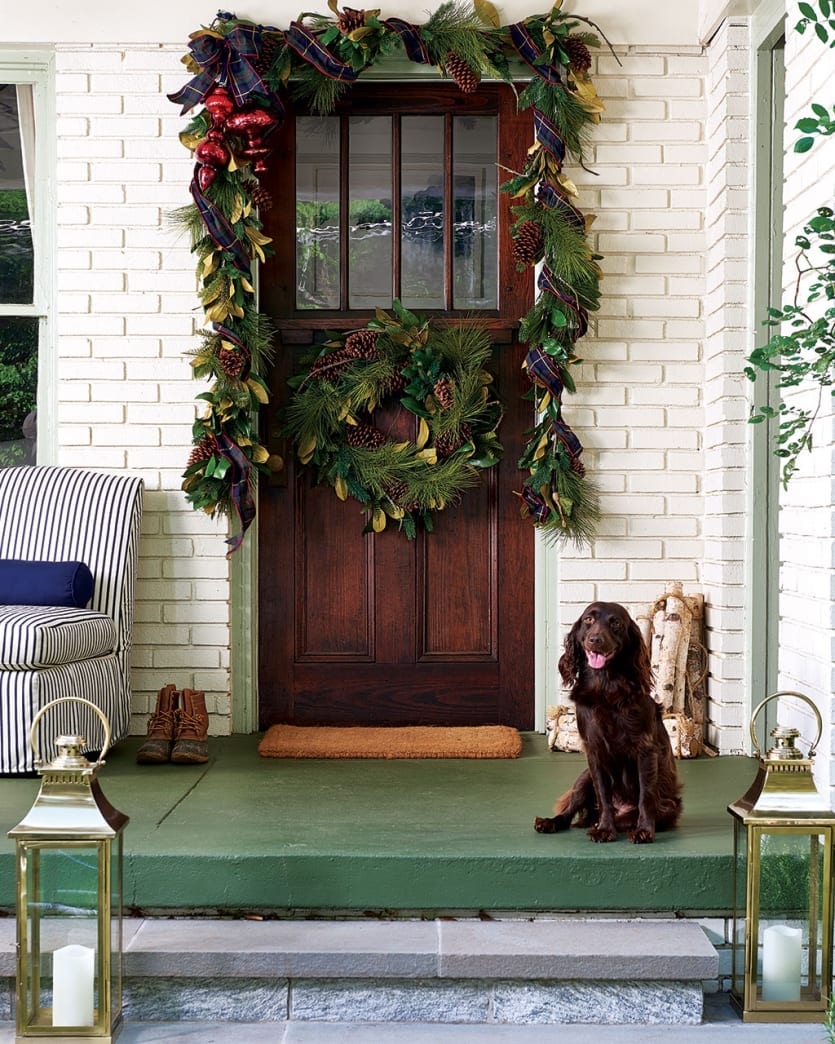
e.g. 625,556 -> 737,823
630,828 -> 655,844
535,816 -> 558,833
588,825 -> 618,843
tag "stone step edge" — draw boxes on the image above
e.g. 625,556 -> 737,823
0,917 -> 718,982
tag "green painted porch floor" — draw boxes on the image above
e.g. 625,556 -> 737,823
0,734 -> 753,915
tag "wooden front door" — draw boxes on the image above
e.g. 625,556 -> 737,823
258,84 -> 534,729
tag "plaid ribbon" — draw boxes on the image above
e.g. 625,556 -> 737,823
284,22 -> 360,81
508,22 -> 563,84
524,345 -> 564,400
213,322 -> 252,381
384,18 -> 432,64
168,24 -> 277,114
521,485 -> 551,523
537,182 -> 585,232
551,418 -> 583,462
216,432 -> 257,555
537,266 -> 589,339
190,167 -> 251,272
534,109 -> 566,168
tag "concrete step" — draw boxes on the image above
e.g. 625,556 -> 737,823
1,917 -> 718,1026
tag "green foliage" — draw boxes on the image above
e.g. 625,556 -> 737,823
0,317 -> 37,450
283,306 -> 503,535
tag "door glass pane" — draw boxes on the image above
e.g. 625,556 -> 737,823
0,84 -> 34,305
348,115 -> 392,309
296,116 -> 340,310
401,116 -> 444,310
453,115 -> 497,309
0,315 -> 38,467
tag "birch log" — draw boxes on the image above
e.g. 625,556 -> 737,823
655,584 -> 688,711
684,593 -> 707,725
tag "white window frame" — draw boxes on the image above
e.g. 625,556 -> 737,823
0,51 -> 56,463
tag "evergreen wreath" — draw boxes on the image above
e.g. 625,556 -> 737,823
169,1 -> 615,551
283,302 -> 503,536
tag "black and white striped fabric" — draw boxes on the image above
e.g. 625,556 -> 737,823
0,467 -> 143,774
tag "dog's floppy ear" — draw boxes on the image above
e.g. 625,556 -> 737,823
558,617 -> 584,686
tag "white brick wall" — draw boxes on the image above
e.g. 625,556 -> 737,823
556,44 -> 707,640
54,45 -> 233,735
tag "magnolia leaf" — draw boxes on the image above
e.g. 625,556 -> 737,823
417,448 -> 438,464
539,483 -> 557,511
557,173 -> 579,197
392,441 -> 411,452
383,501 -> 406,519
205,301 -> 230,323
251,444 -> 270,463
179,129 -> 204,152
327,0 -> 339,11
345,414 -> 358,426
201,251 -> 219,278
299,434 -> 317,462
538,390 -> 552,412
245,225 -> 273,246
230,194 -> 244,225
474,0 -> 501,27
238,275 -> 255,294
246,377 -> 269,404
416,416 -> 430,450
372,507 -> 387,532
334,474 -> 349,501
348,26 -> 374,40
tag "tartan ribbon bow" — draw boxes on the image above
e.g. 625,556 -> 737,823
384,18 -> 431,64
537,267 -> 589,339
508,22 -> 563,85
284,22 -> 361,81
215,432 -> 257,556
168,24 -> 275,114
524,345 -> 564,400
189,166 -> 251,272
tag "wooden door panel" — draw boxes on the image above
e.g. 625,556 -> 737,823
420,484 -> 496,659
258,83 -> 534,729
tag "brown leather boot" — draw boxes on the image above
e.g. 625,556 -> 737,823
136,684 -> 179,764
171,688 -> 209,764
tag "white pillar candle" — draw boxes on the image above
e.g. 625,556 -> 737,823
52,943 -> 95,1026
762,924 -> 802,1002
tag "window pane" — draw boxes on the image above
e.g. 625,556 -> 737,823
0,315 -> 38,467
348,115 -> 392,310
0,84 -> 34,305
401,116 -> 444,310
453,116 -> 497,310
296,116 -> 340,310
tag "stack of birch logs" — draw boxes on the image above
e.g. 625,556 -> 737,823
546,582 -> 708,758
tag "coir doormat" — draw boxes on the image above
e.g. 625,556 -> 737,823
257,724 -> 523,759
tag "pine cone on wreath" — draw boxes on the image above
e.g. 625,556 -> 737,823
379,371 -> 407,397
187,435 -> 215,468
345,329 -> 380,359
253,33 -> 280,77
564,35 -> 593,73
385,479 -> 419,511
444,52 -> 479,94
309,348 -> 356,381
346,421 -> 387,449
218,345 -> 246,379
434,423 -> 472,457
337,6 -> 366,34
433,376 -> 455,410
513,221 -> 544,266
248,182 -> 273,212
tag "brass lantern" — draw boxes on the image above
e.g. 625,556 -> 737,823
8,697 -> 129,1042
728,690 -> 835,1022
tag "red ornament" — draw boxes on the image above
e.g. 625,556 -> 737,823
204,84 -> 235,129
195,135 -> 230,190
226,107 -> 277,175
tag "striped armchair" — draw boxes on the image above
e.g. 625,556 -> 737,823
0,467 -> 143,774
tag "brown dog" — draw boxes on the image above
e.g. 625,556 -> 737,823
534,601 -> 682,843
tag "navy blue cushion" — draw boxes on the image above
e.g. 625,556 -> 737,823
0,559 -> 94,608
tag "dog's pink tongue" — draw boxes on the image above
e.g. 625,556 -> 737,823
586,651 -> 608,669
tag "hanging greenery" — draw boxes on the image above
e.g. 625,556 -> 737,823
169,1 -> 613,551
284,301 -> 503,536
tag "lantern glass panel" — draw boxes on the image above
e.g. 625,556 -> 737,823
731,817 -> 748,998
754,828 -> 824,1005
22,843 -> 101,1030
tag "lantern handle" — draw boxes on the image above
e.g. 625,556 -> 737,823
749,690 -> 822,760
28,697 -> 112,768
